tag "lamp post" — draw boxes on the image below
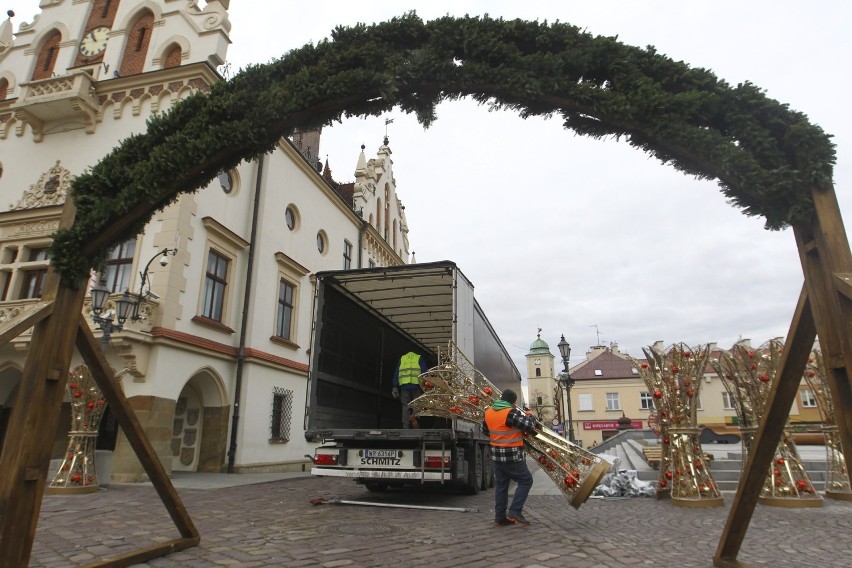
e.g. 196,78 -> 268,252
557,334 -> 576,443
89,247 -> 177,344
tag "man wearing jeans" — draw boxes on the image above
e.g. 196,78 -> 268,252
483,389 -> 539,526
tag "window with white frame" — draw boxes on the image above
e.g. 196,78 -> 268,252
20,246 -> 49,299
270,387 -> 293,442
343,240 -> 352,270
640,391 -> 654,410
801,389 -> 817,408
722,391 -> 736,410
271,251 -> 309,348
578,393 -> 593,411
196,217 -> 249,329
606,392 -> 620,411
1,241 -> 51,301
275,279 -> 295,341
201,249 -> 229,321
103,237 -> 136,293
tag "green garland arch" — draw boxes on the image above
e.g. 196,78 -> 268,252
49,13 -> 835,284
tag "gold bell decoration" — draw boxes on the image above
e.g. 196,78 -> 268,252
804,349 -> 852,499
712,339 -> 822,507
635,343 -> 723,507
48,365 -> 108,494
409,342 -> 609,509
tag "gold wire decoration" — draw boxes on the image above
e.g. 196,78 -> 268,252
409,342 -> 609,509
804,349 -> 852,499
634,343 -> 723,507
48,365 -> 108,494
712,339 -> 822,507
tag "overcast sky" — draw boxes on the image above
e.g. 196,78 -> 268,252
10,1 -> 852,377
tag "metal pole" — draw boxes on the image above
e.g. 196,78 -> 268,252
566,373 -> 575,444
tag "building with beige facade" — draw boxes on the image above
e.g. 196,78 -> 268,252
0,1 -> 411,481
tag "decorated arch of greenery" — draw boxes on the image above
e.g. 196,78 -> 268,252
49,12 -> 835,283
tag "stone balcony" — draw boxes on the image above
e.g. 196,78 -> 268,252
10,71 -> 100,141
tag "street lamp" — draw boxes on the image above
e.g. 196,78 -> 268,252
557,334 -> 576,443
89,247 -> 177,343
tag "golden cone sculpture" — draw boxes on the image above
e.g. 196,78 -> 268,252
635,343 -> 723,507
804,349 -> 852,499
712,339 -> 822,507
48,365 -> 108,494
409,342 -> 608,509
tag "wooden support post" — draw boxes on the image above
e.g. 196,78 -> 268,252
714,286 -> 816,566
0,202 -> 82,568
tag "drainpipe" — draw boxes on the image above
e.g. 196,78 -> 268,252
227,153 -> 264,473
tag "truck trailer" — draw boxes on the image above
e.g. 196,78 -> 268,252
305,261 -> 521,494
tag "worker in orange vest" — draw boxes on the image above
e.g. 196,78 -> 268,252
483,389 -> 539,526
392,351 -> 429,428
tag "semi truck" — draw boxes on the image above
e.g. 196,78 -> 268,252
305,261 -> 522,494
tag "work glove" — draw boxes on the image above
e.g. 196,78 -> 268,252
392,387 -> 399,399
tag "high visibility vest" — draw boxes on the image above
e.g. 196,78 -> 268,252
484,407 -> 523,447
398,352 -> 422,387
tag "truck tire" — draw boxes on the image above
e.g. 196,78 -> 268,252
463,446 -> 482,495
481,444 -> 494,490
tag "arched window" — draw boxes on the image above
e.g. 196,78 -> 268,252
119,10 -> 154,76
164,43 -> 182,68
376,198 -> 382,232
0,78 -> 8,100
32,30 -> 62,81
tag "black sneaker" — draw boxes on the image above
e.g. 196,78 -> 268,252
507,513 -> 530,525
494,517 -> 516,526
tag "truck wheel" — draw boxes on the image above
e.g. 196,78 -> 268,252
463,447 -> 482,495
364,482 -> 388,492
481,445 -> 493,490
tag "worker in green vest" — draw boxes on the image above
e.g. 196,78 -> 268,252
392,351 -> 429,428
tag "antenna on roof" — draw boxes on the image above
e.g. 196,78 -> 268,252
589,324 -> 602,346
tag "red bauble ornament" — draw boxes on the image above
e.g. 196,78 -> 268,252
694,460 -> 703,470
449,405 -> 460,414
747,351 -> 755,358
538,455 -> 548,464
663,437 -> 670,445
665,471 -> 673,480
683,379 -> 691,387
750,363 -> 757,370
682,351 -> 691,358
582,458 -> 591,465
571,470 -> 580,479
549,449 -> 558,458
758,374 -> 771,383
546,462 -> 554,471
796,480 -> 807,489
482,387 -> 493,396
641,362 -> 649,369
686,389 -> 695,396
671,365 -> 679,374
423,380 -> 434,390
468,396 -> 479,405
564,476 -> 577,486
806,370 -> 815,378
774,468 -> 782,477
776,458 -> 785,465
658,480 -> 667,488
653,389 -> 663,399
73,391 -> 83,398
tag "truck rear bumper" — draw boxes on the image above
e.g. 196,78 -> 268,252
311,468 -> 451,481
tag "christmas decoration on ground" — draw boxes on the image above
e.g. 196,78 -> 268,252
803,349 -> 852,500
409,342 -> 609,509
634,343 -> 723,507
49,365 -> 108,494
591,457 -> 656,498
712,339 -> 822,507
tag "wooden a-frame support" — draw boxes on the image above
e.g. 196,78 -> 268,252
0,202 -> 199,568
714,184 -> 852,566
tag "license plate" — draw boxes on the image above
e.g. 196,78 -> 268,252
364,449 -> 398,458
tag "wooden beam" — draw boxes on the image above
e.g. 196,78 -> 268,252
75,313 -> 200,543
0,201 -> 82,568
0,301 -> 53,348
714,285 -> 816,566
833,273 -> 852,301
0,285 -> 87,567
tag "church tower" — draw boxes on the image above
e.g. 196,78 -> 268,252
525,330 -> 558,426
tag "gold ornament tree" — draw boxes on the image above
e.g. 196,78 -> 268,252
409,342 -> 609,509
635,343 -> 723,507
712,340 -> 822,507
804,349 -> 852,499
48,365 -> 108,494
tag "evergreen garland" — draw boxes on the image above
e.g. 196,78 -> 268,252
49,13 -> 835,284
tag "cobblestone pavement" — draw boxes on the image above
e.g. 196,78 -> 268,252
30,467 -> 852,567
